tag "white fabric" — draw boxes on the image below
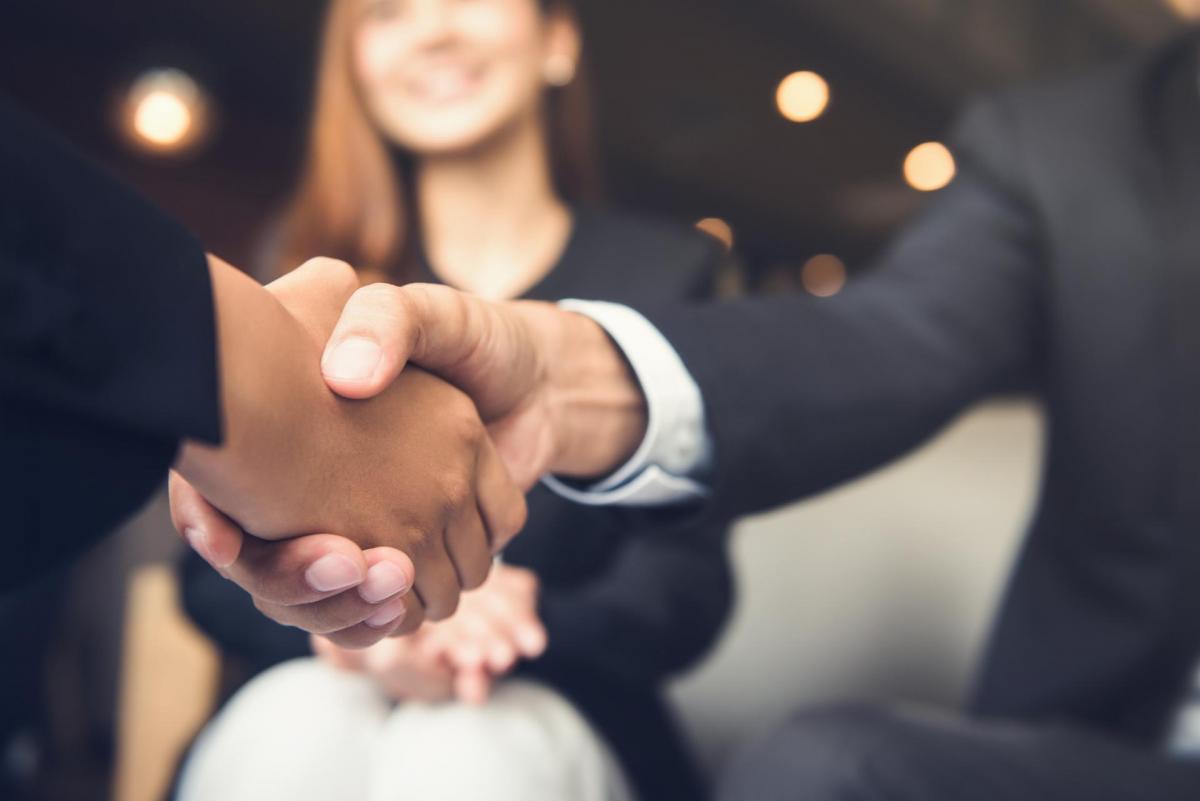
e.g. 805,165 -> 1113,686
177,659 -> 635,801
542,300 -> 713,507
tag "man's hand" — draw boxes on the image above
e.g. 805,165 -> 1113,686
171,259 -> 528,645
170,473 -> 417,648
318,283 -> 648,486
312,563 -> 546,704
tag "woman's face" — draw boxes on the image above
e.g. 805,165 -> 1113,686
352,0 -> 574,155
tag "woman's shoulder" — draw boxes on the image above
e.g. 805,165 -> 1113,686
559,208 -> 724,302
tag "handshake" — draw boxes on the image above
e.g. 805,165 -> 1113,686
171,256 -> 647,649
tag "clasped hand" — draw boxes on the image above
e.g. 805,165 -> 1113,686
171,259 -> 529,647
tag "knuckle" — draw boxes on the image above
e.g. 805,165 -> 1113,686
446,393 -> 484,440
401,527 -> 437,561
440,476 -> 473,514
302,257 -> 358,291
356,281 -> 404,315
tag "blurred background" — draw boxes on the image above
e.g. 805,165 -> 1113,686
0,1 -> 1189,800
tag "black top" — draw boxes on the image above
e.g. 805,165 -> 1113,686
181,209 -> 734,801
644,37 -> 1200,746
0,98 -> 220,593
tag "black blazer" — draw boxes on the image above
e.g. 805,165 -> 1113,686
181,210 -> 734,801
0,100 -> 219,593
646,36 -> 1200,746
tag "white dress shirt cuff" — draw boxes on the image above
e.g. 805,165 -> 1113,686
540,300 -> 712,507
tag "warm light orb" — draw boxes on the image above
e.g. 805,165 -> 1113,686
123,69 -> 209,155
904,141 -> 956,192
134,90 -> 192,146
1165,0 -> 1200,20
695,217 -> 735,251
776,71 -> 830,123
801,254 -> 847,297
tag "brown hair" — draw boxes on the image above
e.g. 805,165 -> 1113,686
275,0 -> 601,281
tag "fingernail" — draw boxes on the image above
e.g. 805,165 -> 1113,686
305,554 -> 363,593
323,337 -> 381,382
359,562 -> 411,604
365,597 -> 407,629
184,527 -> 213,565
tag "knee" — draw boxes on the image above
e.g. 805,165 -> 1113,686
369,681 -> 622,801
385,680 -> 593,759
220,658 -> 379,724
718,704 -> 907,801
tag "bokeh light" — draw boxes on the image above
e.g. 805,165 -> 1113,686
801,254 -> 847,297
776,71 -> 830,123
904,142 -> 956,192
123,69 -> 210,155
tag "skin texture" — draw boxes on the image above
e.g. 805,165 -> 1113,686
173,257 -> 527,646
176,281 -> 641,656
322,283 -> 646,483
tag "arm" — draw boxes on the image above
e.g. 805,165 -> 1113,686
310,97 -> 1042,520
641,98 -> 1043,520
0,100 -> 524,645
0,98 -> 218,589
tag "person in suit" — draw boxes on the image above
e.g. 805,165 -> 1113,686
174,12 -> 1200,801
173,2 -> 731,800
0,96 -> 528,645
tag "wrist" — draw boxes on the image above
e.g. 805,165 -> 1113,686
530,305 -> 648,478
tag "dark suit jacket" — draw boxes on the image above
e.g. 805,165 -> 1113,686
647,36 -> 1200,746
180,210 -> 734,801
0,99 -> 219,593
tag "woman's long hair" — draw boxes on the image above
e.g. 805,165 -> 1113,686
275,0 -> 601,281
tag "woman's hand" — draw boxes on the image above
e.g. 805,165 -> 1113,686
312,564 -> 547,704
421,563 -> 547,704
312,631 -> 455,703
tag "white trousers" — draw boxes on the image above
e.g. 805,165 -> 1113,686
177,658 -> 635,801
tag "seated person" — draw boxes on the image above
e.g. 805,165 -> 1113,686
176,1 -> 733,798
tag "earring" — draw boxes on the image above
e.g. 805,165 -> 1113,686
544,54 -> 576,88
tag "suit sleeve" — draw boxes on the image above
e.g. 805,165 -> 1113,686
0,99 -> 220,590
642,96 -> 1045,522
